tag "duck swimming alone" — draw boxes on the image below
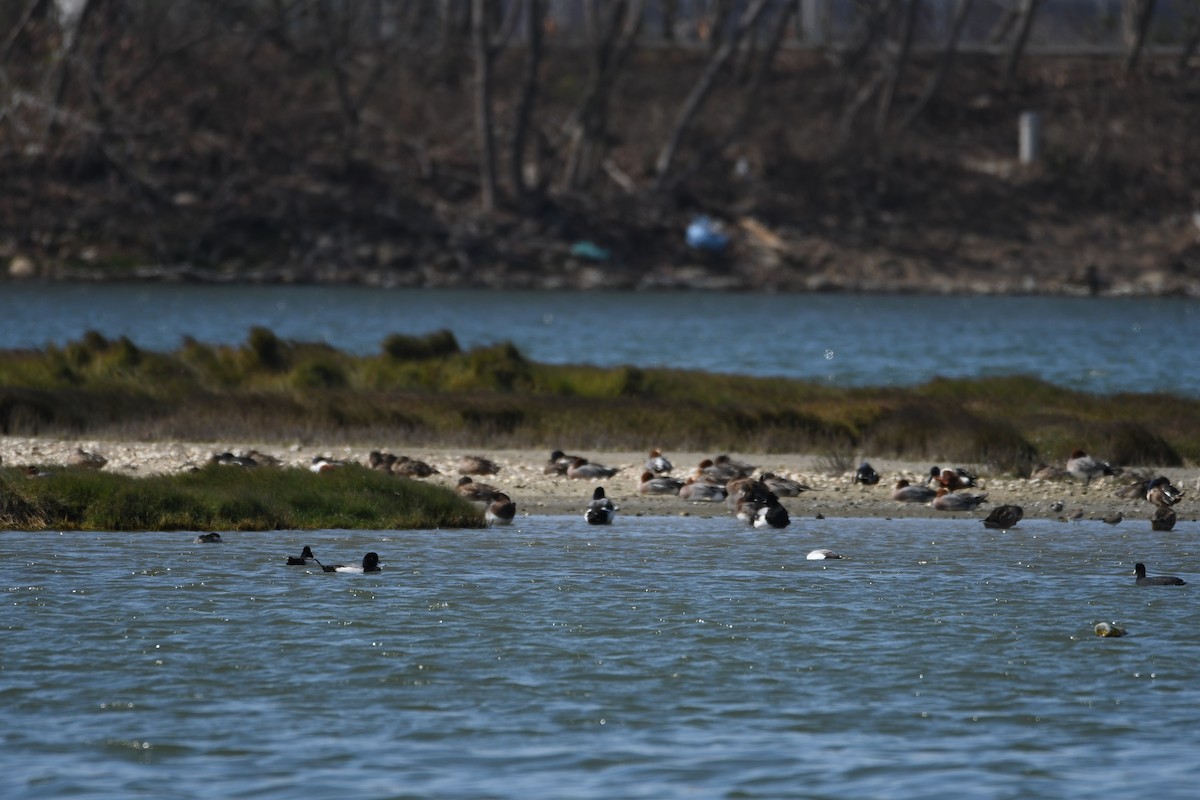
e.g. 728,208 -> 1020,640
319,552 -> 382,574
287,545 -> 315,565
806,549 -> 843,560
194,533 -> 223,543
1066,450 -> 1115,486
753,496 -> 790,529
584,486 -> 616,525
982,504 -> 1024,530
1133,562 -> 1186,586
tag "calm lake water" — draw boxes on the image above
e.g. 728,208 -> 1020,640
1,284 -> 1197,395
3,516 -> 1199,799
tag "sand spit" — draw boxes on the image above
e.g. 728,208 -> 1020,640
2,437 -> 1196,525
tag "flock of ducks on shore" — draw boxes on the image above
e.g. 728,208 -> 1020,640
14,443 -> 1189,586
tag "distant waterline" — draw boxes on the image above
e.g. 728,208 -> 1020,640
1,284 -> 1196,395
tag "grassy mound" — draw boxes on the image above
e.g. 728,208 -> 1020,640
0,463 -> 484,532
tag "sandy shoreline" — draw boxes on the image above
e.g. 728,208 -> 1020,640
3,437 -> 1196,527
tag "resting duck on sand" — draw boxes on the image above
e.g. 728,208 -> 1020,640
456,476 -> 500,502
933,488 -> 988,511
892,479 -> 936,503
638,471 -> 684,496
1066,450 -> 1114,486
566,457 -> 619,480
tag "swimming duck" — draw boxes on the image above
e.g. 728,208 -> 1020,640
1066,450 -> 1114,486
853,462 -> 880,485
194,533 -> 223,543
806,549 -> 843,560
759,472 -> 810,497
584,486 -> 616,525
392,456 -> 439,478
982,504 -> 1024,530
543,450 -> 581,475
753,496 -> 790,529
891,479 -> 936,503
933,488 -> 988,511
485,492 -> 517,525
457,455 -> 501,476
566,457 -> 619,480
287,546 -> 316,565
68,447 -> 107,470
1150,506 -> 1177,531
1133,562 -> 1185,586
319,552 -> 382,574
456,476 -> 500,502
678,478 -> 728,502
1093,621 -> 1127,637
1145,476 -> 1183,508
638,471 -> 684,496
645,448 -> 673,475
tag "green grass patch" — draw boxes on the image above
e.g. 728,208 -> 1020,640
1,330 -> 1199,471
0,464 -> 485,532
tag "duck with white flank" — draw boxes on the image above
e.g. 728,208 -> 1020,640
853,462 -> 881,485
753,495 -> 790,529
566,457 -> 620,480
638,471 -> 684,496
933,488 -> 988,511
1133,562 -> 1186,586
309,455 -> 345,473
485,492 -> 517,525
806,549 -> 843,560
584,487 -> 616,525
891,479 -> 937,503
318,552 -> 382,574
1144,476 -> 1184,508
982,504 -> 1023,530
1066,449 -> 1115,486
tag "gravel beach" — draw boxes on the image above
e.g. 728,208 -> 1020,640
4,437 -> 1196,527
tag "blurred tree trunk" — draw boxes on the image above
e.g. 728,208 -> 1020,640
900,0 -> 974,130
473,0 -> 499,212
875,0 -> 920,135
1003,0 -> 1041,89
1122,0 -> 1158,75
657,0 -> 794,193
652,0 -> 772,189
561,0 -> 644,191
509,0 -> 545,208
1182,2 -> 1200,71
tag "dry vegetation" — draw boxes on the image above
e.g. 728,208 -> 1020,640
1,329 -> 1196,473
